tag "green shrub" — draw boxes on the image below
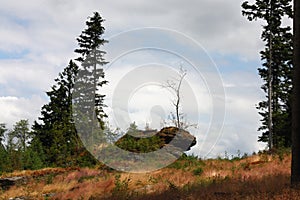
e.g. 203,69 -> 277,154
112,174 -> 131,199
168,161 -> 182,169
193,167 -> 203,176
115,135 -> 162,153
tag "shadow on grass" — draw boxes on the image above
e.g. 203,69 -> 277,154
97,174 -> 300,200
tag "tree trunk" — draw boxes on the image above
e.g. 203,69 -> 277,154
291,0 -> 300,188
268,32 -> 273,150
267,0 -> 274,150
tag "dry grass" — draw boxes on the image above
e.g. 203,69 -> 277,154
0,152 -> 297,200
0,167 -> 78,179
131,174 -> 295,200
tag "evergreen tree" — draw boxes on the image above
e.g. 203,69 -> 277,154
0,123 -> 6,144
0,123 -> 6,152
74,11 -> 108,134
33,12 -> 109,167
242,0 -> 293,149
33,60 -> 96,167
25,137 -> 45,170
0,123 -> 10,172
5,119 -> 43,170
10,119 -> 31,151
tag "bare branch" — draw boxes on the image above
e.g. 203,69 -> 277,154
161,66 -> 195,129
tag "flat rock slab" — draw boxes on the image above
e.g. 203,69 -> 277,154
0,176 -> 26,190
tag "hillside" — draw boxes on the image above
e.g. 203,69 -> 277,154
0,150 -> 298,200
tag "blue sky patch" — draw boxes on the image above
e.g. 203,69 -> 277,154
0,49 -> 29,60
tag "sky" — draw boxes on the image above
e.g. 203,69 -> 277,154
0,0 -> 278,158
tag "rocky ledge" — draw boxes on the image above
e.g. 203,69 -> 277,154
115,126 -> 197,153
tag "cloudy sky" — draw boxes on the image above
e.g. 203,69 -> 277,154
0,0 -> 276,158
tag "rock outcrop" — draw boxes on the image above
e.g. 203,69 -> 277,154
157,127 -> 197,151
0,176 -> 26,190
115,126 -> 196,153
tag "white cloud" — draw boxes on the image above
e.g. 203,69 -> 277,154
0,0 -> 266,58
0,95 -> 46,129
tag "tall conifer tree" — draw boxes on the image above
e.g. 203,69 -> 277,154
32,60 -> 96,166
74,12 -> 108,129
242,0 -> 293,149
73,12 -> 108,151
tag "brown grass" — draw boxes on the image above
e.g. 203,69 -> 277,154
0,167 -> 80,179
130,174 -> 295,200
0,152 -> 297,200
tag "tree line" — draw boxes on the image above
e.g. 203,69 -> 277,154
242,0 -> 293,149
0,11 -> 194,173
0,12 -> 109,172
242,0 -> 300,188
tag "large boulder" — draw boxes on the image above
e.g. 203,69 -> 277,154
115,126 -> 196,153
157,127 -> 197,151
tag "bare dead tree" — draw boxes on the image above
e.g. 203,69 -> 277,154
162,67 -> 196,130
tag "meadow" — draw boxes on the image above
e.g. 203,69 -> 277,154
0,150 -> 298,200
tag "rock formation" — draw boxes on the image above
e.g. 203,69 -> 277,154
115,126 -> 196,153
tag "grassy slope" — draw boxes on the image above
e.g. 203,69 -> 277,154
0,151 -> 298,200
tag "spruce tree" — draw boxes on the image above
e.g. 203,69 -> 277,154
0,123 -> 6,146
33,60 -> 96,166
72,12 -> 109,155
33,12 -> 109,167
242,0 -> 293,149
74,11 -> 108,132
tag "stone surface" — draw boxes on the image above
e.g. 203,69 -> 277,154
0,176 -> 26,190
115,126 -> 197,153
156,127 -> 197,151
